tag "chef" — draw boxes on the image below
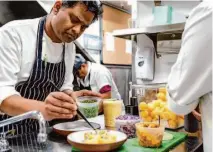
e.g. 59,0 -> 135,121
74,54 -> 121,100
166,2 -> 212,152
0,0 -> 103,136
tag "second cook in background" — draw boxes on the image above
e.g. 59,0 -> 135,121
74,54 -> 121,100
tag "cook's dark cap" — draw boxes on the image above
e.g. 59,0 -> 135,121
73,54 -> 86,74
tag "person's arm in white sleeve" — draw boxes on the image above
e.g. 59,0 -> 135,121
95,70 -> 112,99
167,2 -> 212,115
0,27 -> 47,116
0,28 -> 21,103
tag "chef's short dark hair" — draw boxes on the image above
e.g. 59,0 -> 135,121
62,0 -> 103,23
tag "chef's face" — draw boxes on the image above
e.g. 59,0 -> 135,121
77,64 -> 88,79
50,1 -> 95,43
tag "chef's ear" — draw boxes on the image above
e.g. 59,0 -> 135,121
52,0 -> 62,14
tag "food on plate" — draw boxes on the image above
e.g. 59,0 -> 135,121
115,115 -> 140,138
135,122 -> 164,147
163,132 -> 174,141
83,130 -> 117,144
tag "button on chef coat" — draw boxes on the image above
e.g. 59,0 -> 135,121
78,62 -> 121,100
166,2 -> 212,152
0,18 -> 76,104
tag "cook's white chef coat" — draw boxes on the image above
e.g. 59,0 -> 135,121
166,2 -> 212,152
78,62 -> 121,100
0,18 -> 76,104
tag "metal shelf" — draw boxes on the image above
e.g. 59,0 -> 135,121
112,22 -> 185,39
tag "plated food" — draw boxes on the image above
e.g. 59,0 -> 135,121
135,122 -> 165,148
67,130 -> 127,152
83,130 -> 117,144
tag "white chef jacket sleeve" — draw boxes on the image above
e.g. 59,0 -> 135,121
60,43 -> 76,91
0,27 -> 21,105
167,2 -> 212,115
95,69 -> 112,91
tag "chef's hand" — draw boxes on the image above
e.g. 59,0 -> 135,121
192,110 -> 201,121
43,92 -> 77,121
75,90 -> 102,97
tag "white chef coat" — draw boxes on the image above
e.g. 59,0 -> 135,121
78,62 -> 121,100
0,18 -> 76,104
166,2 -> 212,152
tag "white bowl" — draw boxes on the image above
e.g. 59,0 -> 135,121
67,130 -> 127,152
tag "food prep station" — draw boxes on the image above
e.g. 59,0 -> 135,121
1,115 -> 202,152
0,1 -> 205,152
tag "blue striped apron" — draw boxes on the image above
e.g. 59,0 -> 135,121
0,16 -> 66,138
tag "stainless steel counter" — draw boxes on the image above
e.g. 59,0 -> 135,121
5,127 -> 202,152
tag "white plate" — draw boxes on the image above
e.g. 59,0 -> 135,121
53,121 -> 101,136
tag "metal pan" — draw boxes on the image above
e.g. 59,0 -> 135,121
53,121 -> 101,136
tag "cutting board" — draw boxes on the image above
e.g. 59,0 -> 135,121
72,131 -> 187,152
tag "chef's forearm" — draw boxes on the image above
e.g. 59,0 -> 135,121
0,95 -> 44,116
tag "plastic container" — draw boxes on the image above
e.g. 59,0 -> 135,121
137,86 -> 184,129
115,115 -> 140,138
135,122 -> 165,148
103,99 -> 122,127
77,96 -> 101,118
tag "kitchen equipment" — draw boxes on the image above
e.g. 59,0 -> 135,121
125,97 -> 139,116
125,106 -> 139,116
69,130 -> 127,152
53,121 -> 101,136
49,80 -> 98,133
130,97 -> 137,106
0,111 -> 47,152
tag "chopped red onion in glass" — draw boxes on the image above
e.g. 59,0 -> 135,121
115,115 -> 140,138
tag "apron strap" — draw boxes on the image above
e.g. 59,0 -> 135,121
35,16 -> 66,69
